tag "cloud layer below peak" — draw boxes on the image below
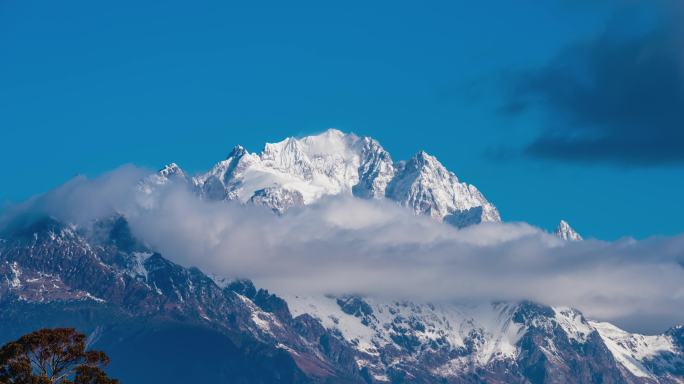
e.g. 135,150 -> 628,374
3,166 -> 684,333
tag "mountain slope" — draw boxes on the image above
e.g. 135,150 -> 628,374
2,216 -> 683,383
0,216 -> 365,383
286,295 -> 684,383
385,151 -> 499,227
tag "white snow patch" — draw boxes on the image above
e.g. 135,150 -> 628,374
276,343 -> 299,355
128,251 -> 153,280
554,307 -> 593,343
9,262 -> 22,288
83,292 -> 106,303
235,293 -> 283,337
251,311 -> 275,334
555,220 -> 583,241
591,321 -> 676,379
286,295 -> 525,375
286,294 -> 380,355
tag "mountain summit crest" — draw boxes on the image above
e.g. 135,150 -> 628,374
159,130 -> 502,226
556,219 -> 583,241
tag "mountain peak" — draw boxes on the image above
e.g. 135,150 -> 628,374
406,151 -> 451,177
412,150 -> 435,163
386,150 -> 500,226
228,145 -> 247,158
415,150 -> 430,158
157,163 -> 185,178
322,127 -> 345,137
555,220 -> 583,241
182,130 -> 500,227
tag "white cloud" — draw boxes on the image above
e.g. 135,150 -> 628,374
3,166 -> 684,333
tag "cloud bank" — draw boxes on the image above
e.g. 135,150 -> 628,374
3,167 -> 684,333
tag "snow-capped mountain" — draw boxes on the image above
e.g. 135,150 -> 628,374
191,130 -> 395,205
285,294 -> 684,383
169,129 -> 500,225
3,215 -> 684,383
591,321 -> 684,381
385,151 -> 500,227
4,130 -> 684,383
0,216 -> 366,383
556,220 -> 583,241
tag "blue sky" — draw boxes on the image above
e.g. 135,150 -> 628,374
1,0 -> 682,239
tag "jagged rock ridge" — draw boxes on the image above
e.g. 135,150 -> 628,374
556,220 -> 583,241
157,129 -> 500,226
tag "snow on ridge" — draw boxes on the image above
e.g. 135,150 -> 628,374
285,294 -> 379,355
287,295 -> 675,379
590,321 -> 676,379
152,129 -> 499,227
285,295 -> 524,373
9,261 -> 22,288
234,293 -> 286,339
553,307 -> 593,343
127,251 -> 153,281
555,220 -> 583,241
386,150 -> 500,226
191,129 -> 367,204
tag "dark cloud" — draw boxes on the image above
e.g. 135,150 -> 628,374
504,6 -> 684,166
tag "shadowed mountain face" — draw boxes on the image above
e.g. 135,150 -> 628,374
1,215 -> 683,383
0,216 -> 363,384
